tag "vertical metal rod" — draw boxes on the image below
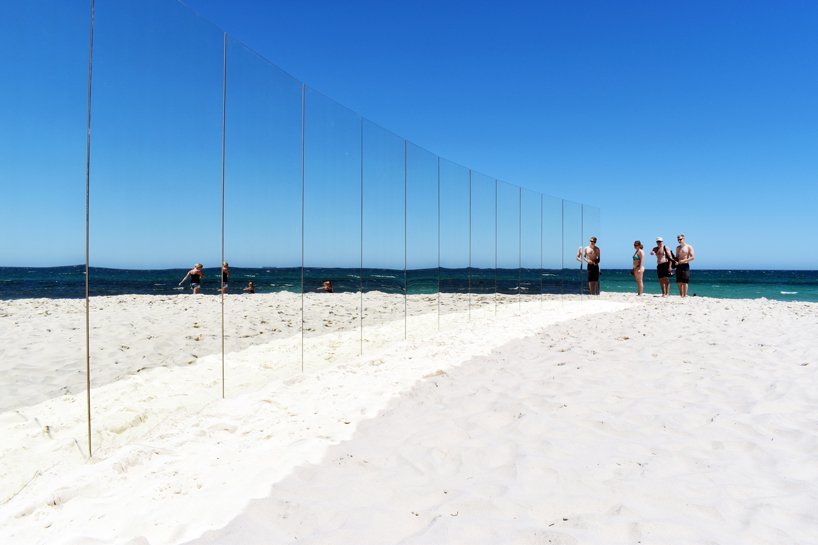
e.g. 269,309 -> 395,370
220,32 -> 227,399
84,0 -> 95,459
468,170 -> 472,321
300,84 -> 305,373
403,140 -> 407,339
437,157 -> 440,331
540,193 -> 544,306
494,180 -> 498,317
561,199 -> 564,301
359,119 -> 364,356
518,187 -> 521,313
580,204 -> 584,299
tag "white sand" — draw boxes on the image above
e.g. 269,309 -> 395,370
2,294 -> 817,544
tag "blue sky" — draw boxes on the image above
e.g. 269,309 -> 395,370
2,0 -> 817,269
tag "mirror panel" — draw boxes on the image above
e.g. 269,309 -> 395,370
438,159 -> 470,327
362,120 -> 405,350
561,200 -> 583,297
223,37 -> 303,393
520,188 -> 542,306
0,0 -> 91,492
302,87 -> 362,366
469,172 -> 496,320
497,181 -> 521,315
89,0 -> 225,451
542,195 -> 563,298
405,143 -> 439,336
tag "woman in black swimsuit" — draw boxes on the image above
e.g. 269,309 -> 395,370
179,263 -> 204,294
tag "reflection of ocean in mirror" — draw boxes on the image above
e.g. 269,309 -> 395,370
2,267 -> 817,302
0,266 -> 578,298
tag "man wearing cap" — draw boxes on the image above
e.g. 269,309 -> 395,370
650,237 -> 673,297
576,236 -> 601,295
675,234 -> 695,297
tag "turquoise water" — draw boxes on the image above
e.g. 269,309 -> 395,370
1,266 -> 817,303
598,269 -> 818,302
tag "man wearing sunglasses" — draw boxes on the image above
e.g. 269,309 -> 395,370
675,234 -> 695,297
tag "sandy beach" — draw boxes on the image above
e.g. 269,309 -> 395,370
1,293 -> 817,544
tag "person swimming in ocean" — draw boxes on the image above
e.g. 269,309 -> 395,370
317,280 -> 333,293
242,281 -> 255,294
675,234 -> 695,297
179,263 -> 204,294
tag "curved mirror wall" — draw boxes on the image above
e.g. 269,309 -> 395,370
1,0 -> 601,457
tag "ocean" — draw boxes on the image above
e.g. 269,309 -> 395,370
1,266 -> 817,303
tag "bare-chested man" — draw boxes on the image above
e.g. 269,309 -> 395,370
650,237 -> 673,297
576,236 -> 601,295
675,234 -> 695,297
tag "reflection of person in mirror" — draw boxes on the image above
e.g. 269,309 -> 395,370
242,281 -> 255,294
179,263 -> 204,294
576,236 -> 601,295
220,261 -> 230,294
317,280 -> 333,293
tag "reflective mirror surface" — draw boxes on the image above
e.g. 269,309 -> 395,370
438,159 -> 470,326
520,188 -> 542,305
302,88 -> 362,366
362,121 -> 406,350
223,37 -> 303,392
469,172 -> 497,320
405,143 -> 439,335
0,0 -> 90,495
90,0 -> 224,451
562,200 -> 583,297
497,181 -> 521,314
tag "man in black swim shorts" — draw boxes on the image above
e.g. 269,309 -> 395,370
650,237 -> 672,297
675,234 -> 695,297
577,236 -> 601,295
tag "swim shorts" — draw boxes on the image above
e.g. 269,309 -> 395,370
191,283 -> 200,289
657,262 -> 670,279
587,264 -> 600,282
676,264 -> 690,284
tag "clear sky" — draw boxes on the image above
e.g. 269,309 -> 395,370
2,0 -> 817,270
183,0 -> 818,270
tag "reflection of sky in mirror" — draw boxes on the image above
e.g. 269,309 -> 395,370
224,38 -> 301,268
497,182 -> 520,270
2,2 -> 88,266
405,144 -> 438,271
2,0 -> 601,273
469,172 -> 496,270
438,159 -> 469,269
521,190 -> 541,270
89,0 -> 224,269
362,120 -> 404,270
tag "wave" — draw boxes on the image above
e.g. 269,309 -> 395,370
780,291 -> 798,295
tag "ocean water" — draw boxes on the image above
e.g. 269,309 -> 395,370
1,266 -> 817,303
598,268 -> 818,302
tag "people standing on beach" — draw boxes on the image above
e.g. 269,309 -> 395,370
242,281 -> 255,293
577,236 -> 601,295
632,240 -> 645,296
675,234 -> 695,297
178,263 -> 204,294
651,237 -> 674,297
220,262 -> 230,294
